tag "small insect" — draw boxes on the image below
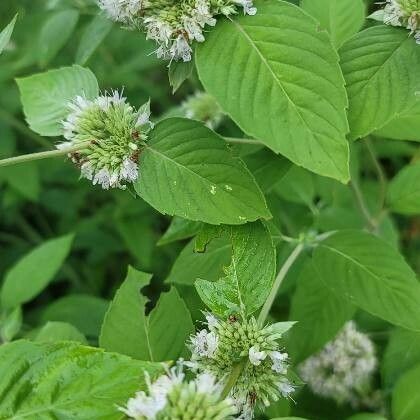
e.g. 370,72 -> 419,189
131,150 -> 140,163
174,29 -> 190,41
248,391 -> 258,406
228,314 -> 238,323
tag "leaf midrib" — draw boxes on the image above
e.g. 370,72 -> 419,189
144,144 -> 265,215
319,243 -> 416,298
229,16 -> 344,176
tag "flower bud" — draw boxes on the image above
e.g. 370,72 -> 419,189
188,313 -> 294,419
381,0 -> 420,43
58,91 -> 152,190
298,321 -> 377,407
120,362 -> 237,419
97,0 -> 258,62
182,92 -> 224,129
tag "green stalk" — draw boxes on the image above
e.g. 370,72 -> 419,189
257,243 -> 305,327
0,141 -> 91,168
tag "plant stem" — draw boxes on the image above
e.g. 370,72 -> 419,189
224,137 -> 263,146
257,243 -> 305,327
0,141 -> 90,168
365,137 -> 387,212
349,180 -> 377,232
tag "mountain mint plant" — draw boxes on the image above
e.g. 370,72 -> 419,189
189,314 -> 294,418
120,362 -> 238,419
0,1 -> 420,420
98,0 -> 256,61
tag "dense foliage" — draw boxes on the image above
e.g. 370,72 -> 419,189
0,0 -> 419,419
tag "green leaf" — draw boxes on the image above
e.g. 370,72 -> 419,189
273,166 -> 315,208
374,101 -> 420,142
166,237 -> 231,286
243,149 -> 292,193
1,234 -> 74,309
17,65 -> 99,136
0,306 -> 22,343
313,230 -> 420,332
1,161 -> 40,201
35,321 -> 87,344
340,26 -> 420,140
346,415 -> 387,420
288,260 -> 355,363
0,340 -> 162,419
157,217 -> 202,246
196,1 -> 350,182
300,0 -> 365,48
382,328 -> 420,388
387,163 -> 420,215
100,267 -> 193,361
393,363 -> 420,420
38,10 -> 79,66
76,14 -> 113,65
135,118 -> 270,225
195,221 -> 275,317
168,60 -> 194,93
40,294 -> 109,338
0,14 -> 17,54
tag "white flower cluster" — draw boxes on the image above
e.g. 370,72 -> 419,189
98,0 -> 257,62
58,91 -> 152,190
182,91 -> 224,129
188,313 -> 294,419
298,321 -> 377,407
120,361 -> 238,419
373,0 -> 420,43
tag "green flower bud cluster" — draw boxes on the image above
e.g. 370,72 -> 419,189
189,314 -> 294,419
120,362 -> 237,419
98,0 -> 257,62
182,91 -> 224,129
58,91 -> 152,190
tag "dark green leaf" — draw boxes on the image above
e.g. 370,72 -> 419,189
135,118 -> 270,225
0,13 -> 17,54
196,1 -> 350,182
313,230 -> 420,331
341,26 -> 420,140
100,267 -> 193,361
1,234 -> 74,309
288,260 -> 355,363
38,10 -> 79,66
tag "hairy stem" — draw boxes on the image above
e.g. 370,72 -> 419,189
257,243 -> 305,327
365,137 -> 387,213
349,180 -> 377,232
0,141 -> 90,168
